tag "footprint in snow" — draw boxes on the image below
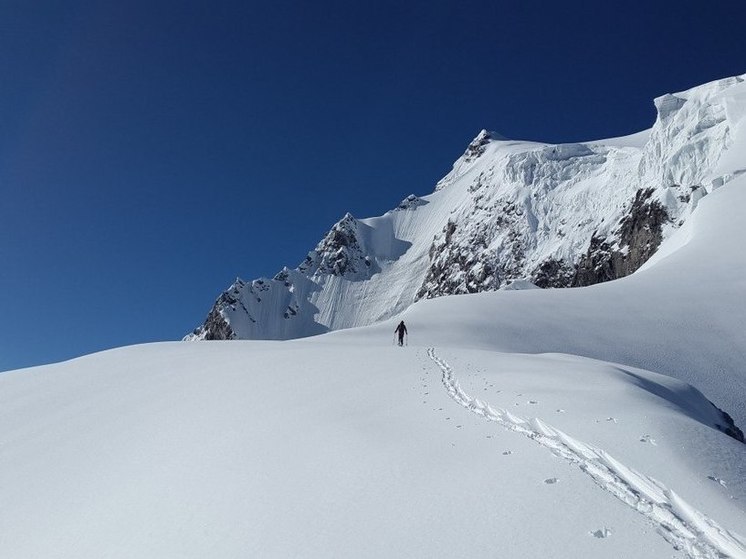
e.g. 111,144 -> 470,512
556,409 -> 566,413
528,400 -> 539,405
606,417 -> 618,423
639,434 -> 657,445
502,450 -> 512,455
544,477 -> 559,484
590,527 -> 612,539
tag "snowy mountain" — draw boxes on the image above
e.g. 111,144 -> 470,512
188,74 -> 746,342
2,74 -> 746,558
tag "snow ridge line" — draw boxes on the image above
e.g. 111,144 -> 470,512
426,347 -> 746,559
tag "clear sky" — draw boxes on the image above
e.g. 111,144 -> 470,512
1,0 -> 744,371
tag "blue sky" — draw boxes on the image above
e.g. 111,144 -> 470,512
1,0 -> 744,371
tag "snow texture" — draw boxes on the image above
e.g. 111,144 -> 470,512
428,347 -> 745,559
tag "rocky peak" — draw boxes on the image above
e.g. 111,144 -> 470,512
395,194 -> 427,211
435,130 -> 500,192
463,129 -> 491,160
298,213 -> 373,279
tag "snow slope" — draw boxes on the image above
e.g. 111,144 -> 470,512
189,73 -> 746,342
0,340 -> 744,558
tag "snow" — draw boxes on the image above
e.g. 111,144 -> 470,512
2,74 -> 746,558
584,129 -> 651,148
502,279 -> 540,290
1,339 -> 743,557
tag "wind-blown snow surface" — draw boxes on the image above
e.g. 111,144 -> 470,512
1,340 -> 744,558
189,73 -> 746,342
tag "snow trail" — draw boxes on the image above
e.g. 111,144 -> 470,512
426,347 -> 746,559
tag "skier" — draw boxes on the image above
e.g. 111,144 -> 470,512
394,320 -> 408,346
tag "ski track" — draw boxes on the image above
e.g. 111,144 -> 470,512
426,347 -> 746,559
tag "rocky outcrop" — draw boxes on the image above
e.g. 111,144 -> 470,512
419,184 -> 674,296
573,188 -> 669,286
462,129 -> 495,162
416,220 -> 498,299
531,258 -> 575,288
713,405 -> 745,443
299,213 -> 374,279
191,290 -> 238,340
395,194 -> 427,211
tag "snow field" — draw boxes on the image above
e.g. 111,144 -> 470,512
428,348 -> 746,558
1,339 -> 743,558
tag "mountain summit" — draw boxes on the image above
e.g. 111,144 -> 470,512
188,74 -> 746,342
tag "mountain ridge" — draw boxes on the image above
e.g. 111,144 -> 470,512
188,73 -> 746,341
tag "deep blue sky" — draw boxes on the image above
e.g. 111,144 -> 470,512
1,1 -> 744,371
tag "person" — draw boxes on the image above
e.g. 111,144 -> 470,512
394,320 -> 408,346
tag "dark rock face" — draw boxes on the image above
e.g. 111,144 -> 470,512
298,213 -> 373,278
572,234 -> 618,286
573,188 -> 669,286
196,291 -> 237,340
531,258 -> 575,288
417,193 -> 535,300
462,130 -> 493,162
416,220 -> 497,300
617,188 -> 669,259
417,187 -> 672,299
396,194 -> 428,211
713,405 -> 745,443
